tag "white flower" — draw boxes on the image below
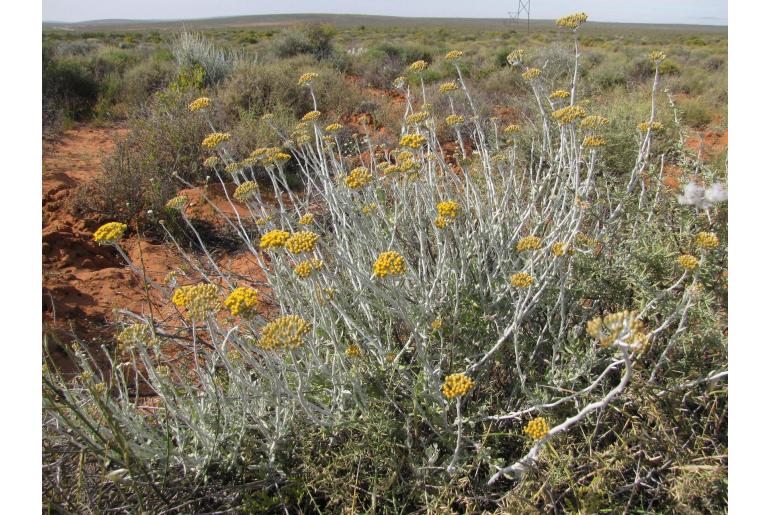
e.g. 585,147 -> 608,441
704,183 -> 727,204
678,181 -> 727,209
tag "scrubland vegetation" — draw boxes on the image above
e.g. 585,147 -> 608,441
43,13 -> 727,513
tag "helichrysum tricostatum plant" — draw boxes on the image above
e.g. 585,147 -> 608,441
44,12 -> 727,512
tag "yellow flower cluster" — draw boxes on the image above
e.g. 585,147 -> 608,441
510,272 -> 534,288
225,162 -> 242,174
172,283 -> 219,319
521,68 -> 542,81
439,81 -> 459,94
441,373 -> 475,399
549,89 -> 571,100
552,105 -> 587,125
445,114 -> 465,127
202,132 -> 231,150
203,155 -> 219,168
445,50 -> 463,61
583,136 -> 608,148
255,215 -> 272,226
586,310 -> 648,348
301,110 -> 321,122
345,166 -> 374,189
523,417 -> 549,440
506,49 -> 525,65
258,315 -> 311,350
503,124 -> 521,134
431,317 -> 443,331
556,12 -> 589,29
284,231 -> 320,254
345,344 -> 362,358
517,235 -> 543,252
580,115 -> 609,130
649,50 -> 667,63
361,202 -> 377,215
234,181 -> 259,202
373,251 -> 406,278
695,232 -> 719,249
408,60 -> 428,72
325,123 -> 343,133
298,213 -> 315,225
224,286 -> 260,317
400,133 -> 427,149
294,258 -> 323,278
392,76 -> 407,89
406,111 -> 430,124
677,254 -> 699,270
297,72 -> 319,86
93,222 -> 127,245
259,229 -> 290,249
188,97 -> 211,112
551,242 -> 570,257
637,121 -> 664,132
437,200 -> 459,219
165,195 -> 189,210
116,323 -> 151,349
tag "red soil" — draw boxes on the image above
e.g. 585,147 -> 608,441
42,126 -> 263,352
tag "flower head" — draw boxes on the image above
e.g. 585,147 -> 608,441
325,123 -> 343,133
649,50 -> 667,63
437,200 -> 459,219
523,417 -> 549,440
172,283 -> 219,319
284,231 -> 320,254
521,68 -> 542,81
510,272 -> 534,288
552,105 -> 587,125
506,49 -> 525,65
551,242 -> 571,257
580,115 -> 609,130
407,60 -> 428,72
234,181 -> 259,202
556,12 -> 589,29
188,97 -> 211,112
294,258 -> 323,278
445,50 -> 463,61
407,111 -> 430,124
345,166 -> 374,189
259,229 -> 290,249
93,222 -> 127,245
203,155 -> 219,168
258,315 -> 311,350
345,344 -> 362,358
637,121 -> 664,132
298,213 -> 315,225
301,110 -> 321,122
400,133 -> 427,149
165,195 -> 189,210
202,132 -> 231,150
583,136 -> 607,148
677,182 -> 727,209
373,251 -> 406,278
586,310 -> 647,348
224,287 -> 260,317
503,124 -> 521,134
549,89 -> 571,100
695,231 -> 719,250
677,254 -> 699,270
445,114 -> 465,127
297,72 -> 319,86
441,373 -> 475,399
516,235 -> 542,252
392,76 -> 407,89
439,81 -> 459,94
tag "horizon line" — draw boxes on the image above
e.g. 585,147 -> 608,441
42,12 -> 728,28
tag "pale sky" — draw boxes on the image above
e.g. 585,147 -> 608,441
42,0 -> 727,26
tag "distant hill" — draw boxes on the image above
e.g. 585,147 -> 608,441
42,12 -> 727,33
